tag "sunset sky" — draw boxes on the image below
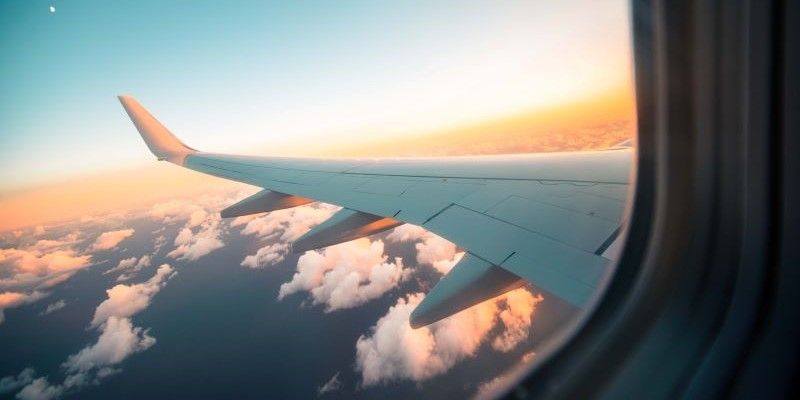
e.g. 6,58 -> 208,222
1,2 -> 636,398
0,0 -> 633,230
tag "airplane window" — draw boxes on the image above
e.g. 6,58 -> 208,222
0,1 -> 634,399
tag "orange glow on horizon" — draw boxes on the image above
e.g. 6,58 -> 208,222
311,87 -> 635,158
0,88 -> 635,232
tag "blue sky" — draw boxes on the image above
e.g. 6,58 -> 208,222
0,0 -> 630,190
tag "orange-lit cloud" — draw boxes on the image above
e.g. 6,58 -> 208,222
0,233 -> 92,291
386,225 -> 464,275
0,291 -> 48,325
90,229 -> 135,252
355,288 -> 543,386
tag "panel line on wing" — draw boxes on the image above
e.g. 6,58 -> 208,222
594,225 -> 623,255
422,203 -> 455,225
201,156 -> 371,175
450,203 -> 613,256
342,172 -> 623,185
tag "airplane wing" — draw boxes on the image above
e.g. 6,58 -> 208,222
119,95 -> 632,328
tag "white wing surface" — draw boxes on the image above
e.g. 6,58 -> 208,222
119,96 -> 631,327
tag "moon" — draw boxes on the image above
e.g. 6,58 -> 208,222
49,5 -> 56,13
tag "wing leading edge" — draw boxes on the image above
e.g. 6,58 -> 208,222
119,95 -> 632,328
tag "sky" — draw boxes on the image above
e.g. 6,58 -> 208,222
0,0 -> 632,194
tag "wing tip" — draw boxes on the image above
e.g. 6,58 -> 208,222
118,95 -> 197,165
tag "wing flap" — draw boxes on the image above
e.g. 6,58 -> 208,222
292,208 -> 403,253
423,204 -> 610,307
409,253 -> 525,328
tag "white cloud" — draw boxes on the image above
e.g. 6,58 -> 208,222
317,371 -> 341,396
167,228 -> 224,261
90,264 -> 176,328
166,213 -> 225,261
0,368 -> 35,394
146,191 -> 240,225
104,255 -> 152,281
0,291 -> 48,325
95,367 -> 121,380
240,243 -> 289,269
12,264 -> 178,399
64,316 -> 156,373
147,194 -> 244,262
385,224 -> 429,242
236,203 -> 337,272
136,255 -> 152,270
386,225 -> 463,274
152,234 -> 167,255
111,257 -> 137,271
414,236 -> 463,275
355,288 -> 542,386
237,203 -> 338,242
232,203 -> 413,313
90,229 -> 135,251
147,200 -> 204,224
187,210 -> 208,228
278,239 -> 407,312
15,377 -> 62,400
40,300 -> 66,316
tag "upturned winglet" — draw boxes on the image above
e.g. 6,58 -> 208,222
118,95 -> 197,165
